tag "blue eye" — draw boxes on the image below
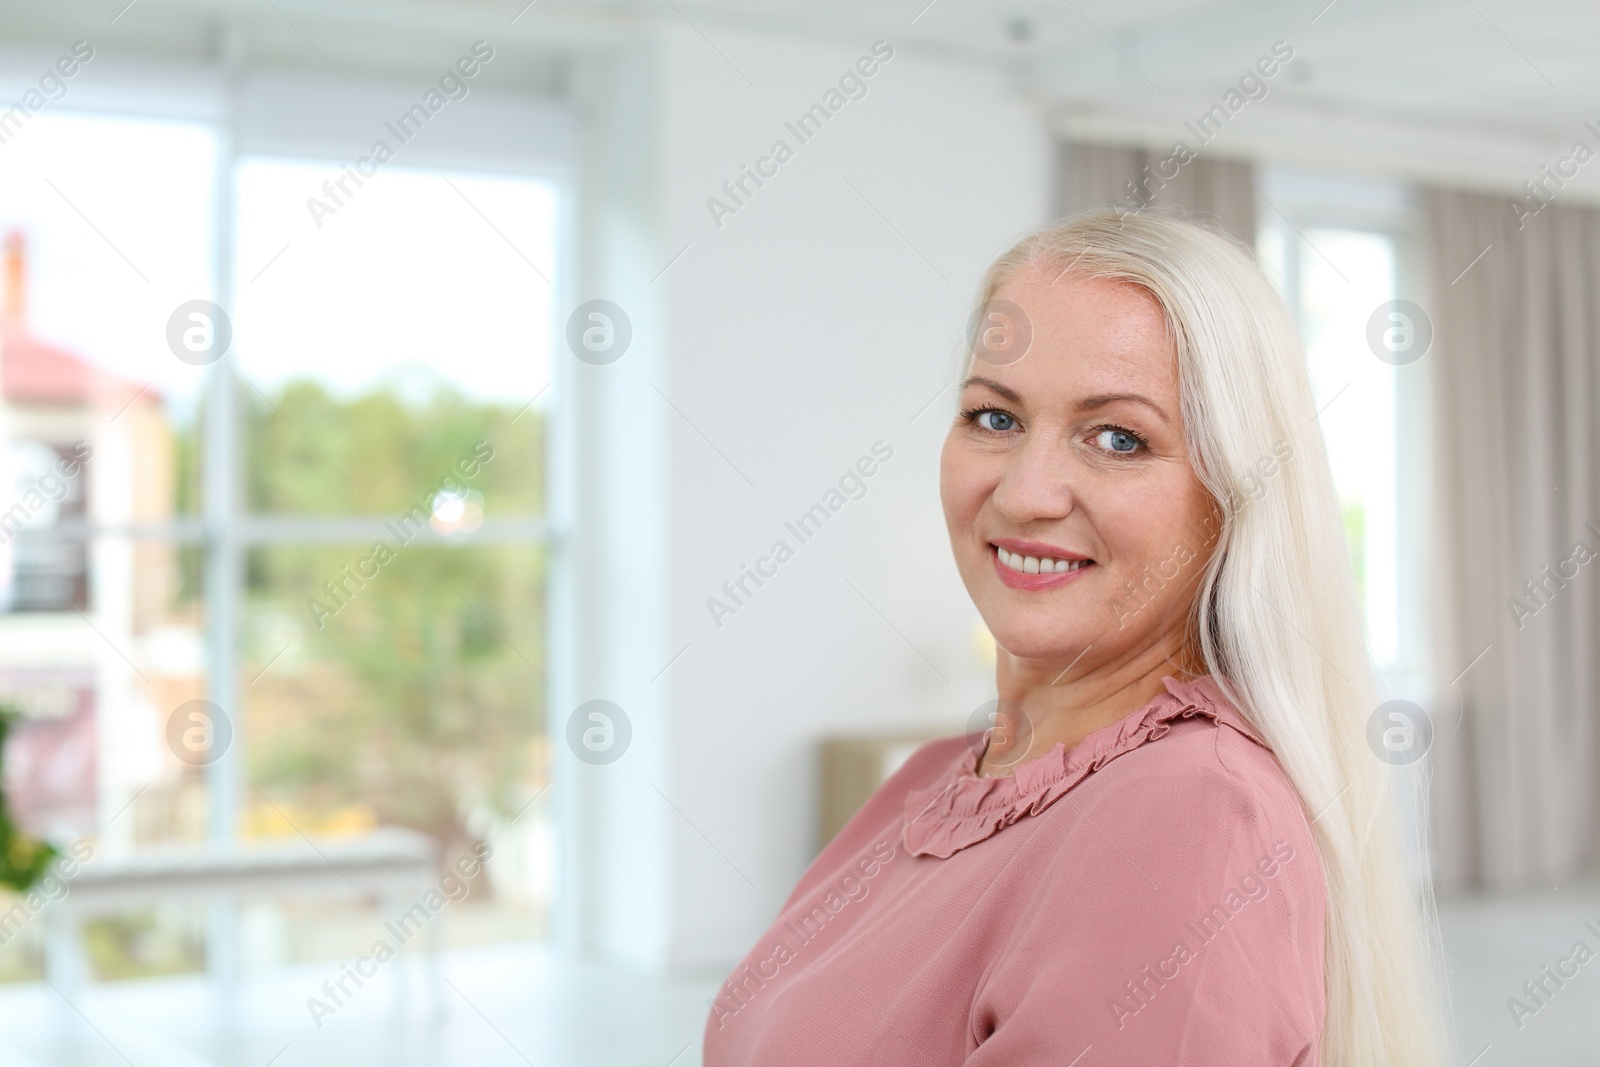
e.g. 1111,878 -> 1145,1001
1094,428 -> 1143,453
978,410 -> 1016,432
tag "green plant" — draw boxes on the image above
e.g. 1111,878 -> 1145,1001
0,706 -> 58,890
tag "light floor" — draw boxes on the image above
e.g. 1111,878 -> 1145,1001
1439,874 -> 1600,1066
0,881 -> 1595,1067
0,941 -> 720,1067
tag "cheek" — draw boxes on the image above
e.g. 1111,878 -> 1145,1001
939,437 -> 983,528
1098,488 -> 1166,560
1098,470 -> 1208,571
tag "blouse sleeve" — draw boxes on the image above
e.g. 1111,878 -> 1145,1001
964,729 -> 1325,1066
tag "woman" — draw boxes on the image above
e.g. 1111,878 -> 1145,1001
702,211 -> 1445,1066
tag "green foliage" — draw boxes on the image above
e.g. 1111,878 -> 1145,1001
238,375 -> 546,851
245,375 -> 542,516
0,707 -> 58,891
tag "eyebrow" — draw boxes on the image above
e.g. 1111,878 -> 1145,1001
959,376 -> 1172,424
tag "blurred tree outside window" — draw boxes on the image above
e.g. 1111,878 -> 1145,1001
238,378 -> 548,862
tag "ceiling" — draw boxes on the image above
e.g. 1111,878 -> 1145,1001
617,0 -> 1600,192
0,0 -> 1593,195
540,0 -> 1591,126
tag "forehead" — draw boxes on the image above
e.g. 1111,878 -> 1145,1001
982,267 -> 1178,399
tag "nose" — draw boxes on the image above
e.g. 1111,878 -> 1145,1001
990,433 -> 1076,525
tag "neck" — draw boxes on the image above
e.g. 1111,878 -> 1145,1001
978,626 -> 1205,777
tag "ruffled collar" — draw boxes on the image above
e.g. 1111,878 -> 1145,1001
901,674 -> 1267,859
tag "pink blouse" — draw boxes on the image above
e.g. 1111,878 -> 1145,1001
703,675 -> 1325,1066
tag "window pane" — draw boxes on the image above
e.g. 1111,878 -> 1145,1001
1298,230 -> 1399,664
244,379 -> 543,518
1,442 -> 90,610
243,543 -> 549,926
233,159 -> 554,516
1,533 -> 207,826
0,112 -> 210,887
0,112 -> 215,521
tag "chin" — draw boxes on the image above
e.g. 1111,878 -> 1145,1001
984,616 -> 1093,663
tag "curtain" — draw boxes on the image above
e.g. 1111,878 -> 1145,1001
1054,140 -> 1257,248
1426,188 -> 1600,891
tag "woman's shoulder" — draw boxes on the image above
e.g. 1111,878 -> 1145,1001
978,695 -> 1326,1063
1052,689 -> 1326,953
1084,678 -> 1313,839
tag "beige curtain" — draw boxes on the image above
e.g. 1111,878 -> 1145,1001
1054,140 -> 1257,247
1426,188 -> 1600,891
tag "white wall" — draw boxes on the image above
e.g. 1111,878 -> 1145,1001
561,21 -> 1049,971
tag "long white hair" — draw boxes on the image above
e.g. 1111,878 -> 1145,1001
969,210 -> 1446,1066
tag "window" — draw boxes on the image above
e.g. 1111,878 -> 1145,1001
0,77 -> 562,983
1256,167 -> 1428,687
0,112 -> 214,862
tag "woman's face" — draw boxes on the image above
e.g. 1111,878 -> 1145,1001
940,266 -> 1220,667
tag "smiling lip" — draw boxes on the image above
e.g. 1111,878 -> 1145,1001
989,538 -> 1095,591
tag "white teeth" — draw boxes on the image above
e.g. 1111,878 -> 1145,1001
996,548 -> 1090,575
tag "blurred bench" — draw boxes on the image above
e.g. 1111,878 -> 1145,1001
44,827 -> 441,1010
